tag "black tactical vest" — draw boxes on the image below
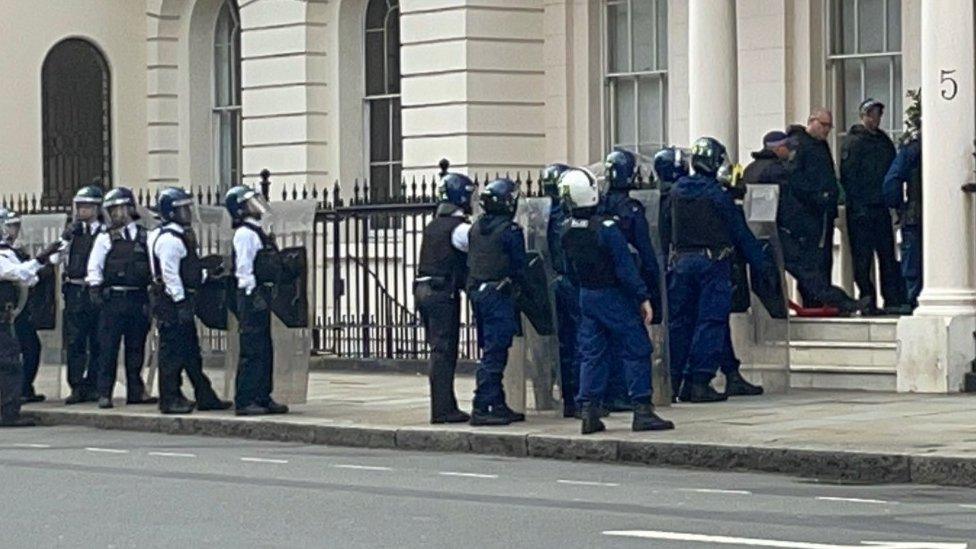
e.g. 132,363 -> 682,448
104,226 -> 151,289
0,280 -> 17,324
467,217 -> 511,285
234,223 -> 282,284
418,209 -> 467,289
905,162 -> 922,227
151,228 -> 203,292
671,195 -> 733,253
561,216 -> 617,290
65,223 -> 99,280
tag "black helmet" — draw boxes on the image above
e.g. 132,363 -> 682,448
73,185 -> 104,205
653,147 -> 689,184
478,178 -> 519,216
158,187 -> 194,227
540,163 -> 571,198
605,149 -> 638,190
690,137 -> 728,177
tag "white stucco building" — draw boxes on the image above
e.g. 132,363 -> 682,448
2,0 -> 975,395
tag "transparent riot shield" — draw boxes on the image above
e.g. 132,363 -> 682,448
16,213 -> 69,398
195,204 -> 235,401
628,189 -> 671,407
259,200 -> 315,405
504,196 -> 558,413
739,184 -> 790,393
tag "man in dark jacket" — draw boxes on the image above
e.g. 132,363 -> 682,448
840,99 -> 906,313
744,132 -> 865,315
785,109 -> 840,306
883,90 -> 922,309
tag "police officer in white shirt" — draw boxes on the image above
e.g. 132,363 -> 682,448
87,187 -> 157,409
0,227 -> 59,427
148,188 -> 233,415
1,210 -> 45,404
225,186 -> 288,416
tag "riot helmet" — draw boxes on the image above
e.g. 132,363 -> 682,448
224,185 -> 270,221
73,185 -> 104,223
557,168 -> 599,216
436,173 -> 476,213
158,187 -> 194,227
478,178 -> 519,216
604,148 -> 638,190
690,137 -> 728,177
653,147 -> 690,184
103,187 -> 138,229
1,209 -> 21,243
541,163 -> 571,199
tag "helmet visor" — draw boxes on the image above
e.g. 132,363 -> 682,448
2,220 -> 20,242
74,203 -> 99,222
173,203 -> 194,227
245,195 -> 271,218
107,205 -> 132,228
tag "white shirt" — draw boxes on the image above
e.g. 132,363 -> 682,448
148,223 -> 188,302
86,222 -> 139,287
0,247 -> 42,286
233,218 -> 263,294
450,210 -> 471,253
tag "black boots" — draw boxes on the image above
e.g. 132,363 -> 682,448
432,409 -> 471,424
686,380 -> 728,403
469,406 -> 511,426
632,403 -> 675,432
580,403 -> 606,435
724,370 -> 764,397
160,396 -> 195,415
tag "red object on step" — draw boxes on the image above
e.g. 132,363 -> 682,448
788,300 -> 840,317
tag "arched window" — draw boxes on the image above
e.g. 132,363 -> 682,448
42,38 -> 112,208
214,0 -> 241,191
365,0 -> 401,201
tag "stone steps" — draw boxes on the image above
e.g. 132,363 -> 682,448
786,318 -> 899,392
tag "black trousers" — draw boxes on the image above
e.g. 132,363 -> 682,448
779,228 -> 856,309
235,289 -> 274,409
14,313 -> 40,397
63,284 -> 100,393
97,291 -> 151,400
158,317 -> 220,407
847,207 -> 906,308
0,324 -> 23,421
417,285 -> 462,418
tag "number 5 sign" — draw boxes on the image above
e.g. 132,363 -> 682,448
941,69 -> 958,100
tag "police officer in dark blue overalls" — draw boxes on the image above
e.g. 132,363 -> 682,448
883,122 -> 922,310
541,163 -> 581,418
558,168 -> 674,434
467,178 -> 527,426
668,137 -> 770,403
599,149 -> 662,412
415,165 -> 475,424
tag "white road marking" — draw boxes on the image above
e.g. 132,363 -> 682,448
438,472 -> 498,479
148,452 -> 196,458
602,530 -> 967,548
85,447 -> 129,454
333,464 -> 393,471
958,504 -> 976,510
556,479 -> 620,487
816,497 -> 893,505
240,457 -> 288,464
682,488 -> 753,495
12,443 -> 51,448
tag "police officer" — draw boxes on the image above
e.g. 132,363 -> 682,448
0,210 -> 44,403
558,168 -> 674,434
467,178 -> 527,426
62,186 -> 104,405
415,164 -> 475,424
883,90 -> 922,310
226,186 -> 289,416
149,187 -> 233,415
541,163 -> 580,418
0,237 -> 59,427
87,187 -> 157,409
668,137 -> 770,403
599,149 -> 662,412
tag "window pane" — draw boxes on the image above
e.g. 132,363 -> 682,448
365,32 -> 385,96
613,78 -> 636,147
656,0 -> 668,70
857,0 -> 885,54
370,99 -> 390,162
838,0 -> 857,54
633,0 -> 655,72
607,1 -> 629,73
365,0 -> 386,30
890,57 -> 903,132
842,58 -> 863,131
391,98 -> 402,161
386,8 -> 400,94
887,0 -> 901,52
638,76 -> 663,148
370,165 -> 391,202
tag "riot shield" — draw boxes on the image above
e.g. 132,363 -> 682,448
193,204 -> 235,399
629,189 -> 670,406
271,247 -> 309,328
737,184 -> 790,393
16,213 -> 68,399
504,196 -> 557,412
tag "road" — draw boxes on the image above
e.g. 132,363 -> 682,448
0,426 -> 973,548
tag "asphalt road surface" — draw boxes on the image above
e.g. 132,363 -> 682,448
0,426 -> 973,548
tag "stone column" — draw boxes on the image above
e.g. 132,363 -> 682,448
896,0 -> 976,392
687,0 -> 737,158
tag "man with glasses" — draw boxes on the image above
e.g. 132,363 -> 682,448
785,109 -> 841,307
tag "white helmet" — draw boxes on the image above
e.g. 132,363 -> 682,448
557,168 -> 600,211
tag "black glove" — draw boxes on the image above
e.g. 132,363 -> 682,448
176,299 -> 195,324
88,286 -> 104,308
35,241 -> 62,265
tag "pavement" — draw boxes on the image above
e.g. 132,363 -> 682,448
1,426 -> 973,548
19,370 -> 976,489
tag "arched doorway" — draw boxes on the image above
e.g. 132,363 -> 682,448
42,38 -> 112,208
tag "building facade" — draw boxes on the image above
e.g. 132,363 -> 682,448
2,0 -> 975,394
